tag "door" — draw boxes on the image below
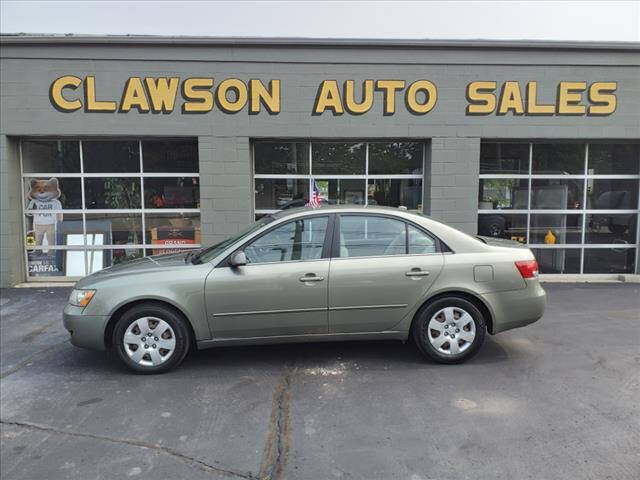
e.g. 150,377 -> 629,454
205,215 -> 331,338
329,215 -> 444,333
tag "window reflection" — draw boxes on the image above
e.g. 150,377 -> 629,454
82,141 -> 140,173
480,143 -> 529,175
588,144 -> 639,175
587,179 -> 638,210
312,142 -> 365,175
478,214 -> 528,243
22,140 -> 80,173
254,142 -> 309,174
478,179 -> 529,209
531,179 -> 584,209
368,142 -> 423,174
532,144 -> 585,174
316,179 -> 365,205
368,179 -> 422,209
84,178 -> 141,209
531,248 -> 581,274
255,179 -> 309,210
144,177 -> 199,209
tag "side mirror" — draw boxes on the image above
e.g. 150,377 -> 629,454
229,250 -> 247,267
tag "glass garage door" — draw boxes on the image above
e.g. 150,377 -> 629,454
478,142 -> 640,274
21,138 -> 201,280
253,140 -> 424,219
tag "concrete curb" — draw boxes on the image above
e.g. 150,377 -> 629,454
539,274 -> 640,283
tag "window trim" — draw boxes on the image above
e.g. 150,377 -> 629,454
217,213 -> 335,268
20,138 -> 201,279
478,140 -> 639,274
332,213 -> 444,259
252,140 -> 425,217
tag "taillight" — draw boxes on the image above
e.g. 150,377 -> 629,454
515,260 -> 539,279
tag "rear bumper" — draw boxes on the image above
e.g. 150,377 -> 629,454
63,304 -> 109,351
482,281 -> 546,334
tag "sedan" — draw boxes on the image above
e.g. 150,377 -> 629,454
63,206 -> 546,374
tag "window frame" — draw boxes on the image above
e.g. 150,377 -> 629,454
20,137 -> 201,280
331,213 -> 444,259
219,214 -> 336,267
252,140 -> 425,216
478,141 -> 640,274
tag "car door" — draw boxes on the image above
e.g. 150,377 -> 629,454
328,214 -> 444,333
205,215 -> 332,338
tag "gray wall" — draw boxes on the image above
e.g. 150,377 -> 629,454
1,38 -> 639,285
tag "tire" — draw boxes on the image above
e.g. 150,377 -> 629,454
412,296 -> 486,364
113,302 -> 191,374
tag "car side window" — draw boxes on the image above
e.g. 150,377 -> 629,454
339,215 -> 406,258
408,225 -> 437,254
244,216 -> 328,264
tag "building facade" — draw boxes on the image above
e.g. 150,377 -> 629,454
1,35 -> 638,286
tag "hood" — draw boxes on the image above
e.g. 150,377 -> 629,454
75,252 -> 192,287
477,236 -> 528,248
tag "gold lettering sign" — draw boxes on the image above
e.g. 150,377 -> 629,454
48,76 -> 617,117
466,80 -> 616,116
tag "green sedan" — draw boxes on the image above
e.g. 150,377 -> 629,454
64,206 -> 546,374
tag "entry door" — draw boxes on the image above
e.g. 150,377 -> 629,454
205,216 -> 331,338
328,215 -> 444,333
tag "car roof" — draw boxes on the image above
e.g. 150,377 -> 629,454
271,204 -> 411,219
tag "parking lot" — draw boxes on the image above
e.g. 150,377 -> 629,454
1,283 -> 639,480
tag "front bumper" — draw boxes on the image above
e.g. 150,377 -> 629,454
482,280 -> 547,334
63,304 -> 109,351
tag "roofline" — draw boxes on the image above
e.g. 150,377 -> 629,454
1,34 -> 639,51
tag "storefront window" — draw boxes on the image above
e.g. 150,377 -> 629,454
477,213 -> 528,243
479,142 -> 639,274
21,138 -> 200,279
254,142 -> 309,175
142,140 -> 199,173
255,178 -> 309,210
253,140 -> 424,218
144,177 -> 199,209
531,248 -> 581,274
311,142 -> 366,175
22,140 -> 80,173
530,179 -> 584,210
532,143 -> 585,174
478,178 -> 529,209
368,179 -> 422,209
85,178 -> 142,209
588,144 -> 640,175
82,140 -> 140,173
144,213 -> 201,253
368,142 -> 423,175
480,142 -> 529,175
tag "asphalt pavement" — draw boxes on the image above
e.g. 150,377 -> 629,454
1,283 -> 639,480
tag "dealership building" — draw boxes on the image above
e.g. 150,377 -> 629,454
0,35 -> 638,286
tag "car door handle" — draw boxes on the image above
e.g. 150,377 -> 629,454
405,269 -> 430,277
299,274 -> 325,282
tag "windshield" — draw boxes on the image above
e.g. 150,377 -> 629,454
192,215 -> 275,264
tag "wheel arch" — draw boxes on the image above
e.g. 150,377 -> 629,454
410,290 -> 495,335
104,299 -> 197,350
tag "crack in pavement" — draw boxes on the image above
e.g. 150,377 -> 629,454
0,419 -> 256,479
259,363 -> 296,480
0,339 -> 70,379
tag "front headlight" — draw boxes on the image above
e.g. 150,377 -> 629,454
69,289 -> 96,307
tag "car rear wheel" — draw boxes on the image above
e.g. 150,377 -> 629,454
412,296 -> 486,364
113,302 -> 190,374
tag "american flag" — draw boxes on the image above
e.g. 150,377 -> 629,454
306,180 -> 321,208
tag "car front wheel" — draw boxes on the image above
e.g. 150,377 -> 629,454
412,296 -> 486,364
113,302 -> 191,374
